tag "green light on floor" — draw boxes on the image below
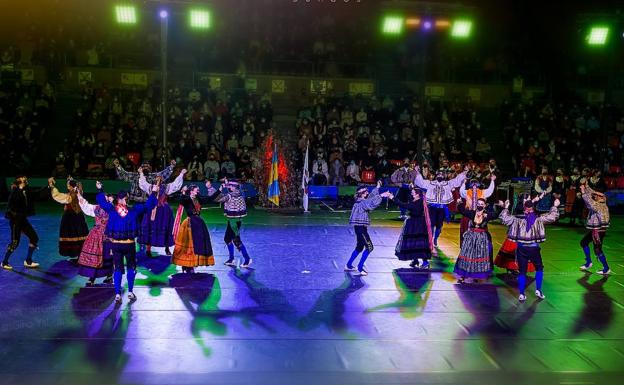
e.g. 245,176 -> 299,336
382,16 -> 404,35
189,9 -> 211,29
115,5 -> 137,24
587,26 -> 609,46
451,19 -> 473,38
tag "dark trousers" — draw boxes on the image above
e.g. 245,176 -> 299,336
354,225 -> 374,252
111,242 -> 137,274
580,230 -> 606,255
6,216 -> 39,253
516,245 -> 544,275
224,220 -> 243,248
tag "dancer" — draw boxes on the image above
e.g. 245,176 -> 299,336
138,168 -> 186,257
499,197 -> 560,301
390,160 -> 418,219
345,181 -> 392,276
387,185 -> 433,269
96,181 -> 158,304
454,198 -> 498,283
172,182 -> 216,273
458,174 -> 496,245
113,159 -> 176,202
414,165 -> 468,251
579,184 -> 611,275
77,192 -> 114,286
49,177 -> 89,260
2,175 -> 47,270
207,178 -> 252,268
494,194 -> 539,275
566,167 -> 585,226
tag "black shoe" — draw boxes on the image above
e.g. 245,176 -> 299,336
165,247 -> 172,256
103,276 -> 113,285
146,250 -> 153,258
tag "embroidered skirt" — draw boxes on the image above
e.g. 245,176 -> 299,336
454,229 -> 492,279
172,216 -> 215,267
59,211 -> 89,257
79,237 -> 113,279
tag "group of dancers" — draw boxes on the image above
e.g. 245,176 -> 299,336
345,164 -> 612,301
2,160 -> 612,304
2,160 -> 252,304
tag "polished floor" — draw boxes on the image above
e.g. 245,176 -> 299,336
0,203 -> 623,385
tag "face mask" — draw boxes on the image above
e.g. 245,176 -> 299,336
436,176 -> 444,182
476,205 -> 485,212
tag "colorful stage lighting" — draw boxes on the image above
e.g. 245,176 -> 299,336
115,5 -> 137,24
451,19 -> 472,38
382,16 -> 404,35
435,20 -> 451,28
159,10 -> 168,19
189,9 -> 211,29
587,26 -> 609,45
423,20 -> 432,30
406,18 -> 421,28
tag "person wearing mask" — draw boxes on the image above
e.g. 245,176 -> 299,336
346,160 -> 361,185
2,176 -> 48,270
204,154 -> 220,181
499,197 -> 560,301
329,157 -> 345,186
414,165 -> 468,251
312,152 -> 329,185
534,167 -> 553,213
186,156 -> 204,181
579,184 -> 611,275
221,154 -> 237,178
96,181 -> 158,304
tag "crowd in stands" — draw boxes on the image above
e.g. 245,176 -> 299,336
50,83 -> 271,184
295,93 -> 494,186
0,79 -> 56,175
501,99 -> 624,188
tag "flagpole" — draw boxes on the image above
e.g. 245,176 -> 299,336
302,140 -> 310,213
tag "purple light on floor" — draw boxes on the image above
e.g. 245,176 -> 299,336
159,10 -> 168,19
423,21 -> 432,30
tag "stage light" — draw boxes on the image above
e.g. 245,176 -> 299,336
423,20 -> 432,30
587,26 -> 609,45
115,5 -> 137,24
451,19 -> 473,38
406,18 -> 421,27
382,16 -> 404,35
159,10 -> 168,19
189,9 -> 211,29
435,20 -> 451,28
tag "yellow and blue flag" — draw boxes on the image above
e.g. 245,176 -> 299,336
268,143 -> 280,206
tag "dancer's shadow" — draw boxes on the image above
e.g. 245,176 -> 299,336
49,287 -> 131,383
572,275 -> 613,335
135,254 -> 178,297
171,272 -> 226,357
229,269 -> 300,330
367,268 -> 432,319
297,273 -> 365,333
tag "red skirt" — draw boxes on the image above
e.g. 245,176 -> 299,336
494,237 -> 535,272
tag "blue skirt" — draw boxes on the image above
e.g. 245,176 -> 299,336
454,230 -> 492,279
138,204 -> 174,247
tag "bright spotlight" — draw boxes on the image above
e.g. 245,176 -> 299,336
382,16 -> 404,35
451,19 -> 473,38
587,26 -> 609,46
115,5 -> 137,24
189,9 -> 211,29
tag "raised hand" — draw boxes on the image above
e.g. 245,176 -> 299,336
180,169 -> 187,175
376,180 -> 383,189
96,181 -> 102,190
170,159 -> 177,166
180,185 -> 188,195
113,159 -> 120,168
205,180 -> 212,189
504,200 -> 510,209
48,177 -> 56,186
490,174 -> 497,181
152,183 -> 159,192
553,198 -> 560,208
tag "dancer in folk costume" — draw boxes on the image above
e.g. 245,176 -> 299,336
414,165 -> 468,252
458,174 -> 496,246
77,192 -> 114,286
454,198 -> 499,283
579,184 -> 611,275
2,175 -> 48,270
345,181 -> 393,276
386,185 -> 433,269
172,182 -> 216,273
49,177 -> 89,259
96,181 -> 158,304
499,196 -> 560,301
206,178 -> 252,268
390,160 -> 418,220
534,167 -> 553,213
494,193 -> 540,274
113,159 -> 176,203
138,168 -> 186,257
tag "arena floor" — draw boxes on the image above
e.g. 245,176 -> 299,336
0,202 -> 623,385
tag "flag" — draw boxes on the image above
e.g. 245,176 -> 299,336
267,142 -> 280,206
302,141 -> 310,212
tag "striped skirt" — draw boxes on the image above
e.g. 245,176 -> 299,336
454,229 -> 492,279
